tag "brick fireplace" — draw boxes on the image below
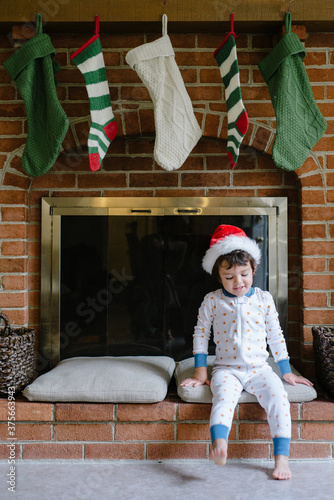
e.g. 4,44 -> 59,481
0,27 -> 333,461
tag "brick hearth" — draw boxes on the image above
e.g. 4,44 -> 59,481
0,26 -> 333,460
0,395 -> 333,461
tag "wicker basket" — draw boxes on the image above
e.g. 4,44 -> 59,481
312,326 -> 334,397
0,313 -> 36,394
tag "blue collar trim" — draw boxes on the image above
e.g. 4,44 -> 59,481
222,286 -> 255,298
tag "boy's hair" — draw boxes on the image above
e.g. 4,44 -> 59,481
211,249 -> 256,283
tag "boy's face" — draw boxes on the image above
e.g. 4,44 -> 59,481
218,260 -> 254,297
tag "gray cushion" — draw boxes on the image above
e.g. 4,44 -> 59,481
22,356 -> 176,403
175,356 -> 317,403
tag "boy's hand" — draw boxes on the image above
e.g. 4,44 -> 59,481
181,367 -> 210,387
181,377 -> 210,387
283,372 -> 313,387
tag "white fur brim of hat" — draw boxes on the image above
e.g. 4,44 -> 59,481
202,234 -> 261,274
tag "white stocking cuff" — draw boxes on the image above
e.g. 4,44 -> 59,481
126,35 -> 174,69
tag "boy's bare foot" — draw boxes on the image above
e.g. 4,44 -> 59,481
273,455 -> 291,480
209,438 -> 228,466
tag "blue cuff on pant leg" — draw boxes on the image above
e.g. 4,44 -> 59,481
273,437 -> 290,456
210,424 -> 230,444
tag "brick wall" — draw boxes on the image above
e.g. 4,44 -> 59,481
0,31 -> 333,375
2,32 -> 334,376
0,28 -> 334,462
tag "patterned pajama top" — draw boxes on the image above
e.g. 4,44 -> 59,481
193,287 -> 291,376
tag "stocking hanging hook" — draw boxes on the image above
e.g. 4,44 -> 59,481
162,14 -> 168,36
230,12 -> 234,34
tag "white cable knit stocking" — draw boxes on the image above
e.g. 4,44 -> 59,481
126,15 -> 202,171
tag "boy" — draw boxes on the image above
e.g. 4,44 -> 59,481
181,224 -> 313,480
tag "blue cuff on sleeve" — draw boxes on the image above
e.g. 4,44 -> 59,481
277,359 -> 292,376
194,353 -> 207,368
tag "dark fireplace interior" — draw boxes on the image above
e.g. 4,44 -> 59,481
59,213 -> 268,361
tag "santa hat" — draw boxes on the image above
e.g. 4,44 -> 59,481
202,224 -> 261,274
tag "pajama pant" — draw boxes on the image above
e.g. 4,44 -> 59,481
209,364 -> 291,456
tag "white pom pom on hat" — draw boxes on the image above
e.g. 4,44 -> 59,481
202,224 -> 261,274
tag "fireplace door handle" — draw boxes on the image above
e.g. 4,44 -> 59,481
130,209 -> 152,213
176,209 -> 201,214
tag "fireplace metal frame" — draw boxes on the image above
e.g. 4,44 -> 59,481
41,196 -> 288,368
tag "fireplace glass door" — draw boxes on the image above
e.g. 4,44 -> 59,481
41,197 -> 287,367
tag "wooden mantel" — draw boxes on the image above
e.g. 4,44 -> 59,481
2,0 -> 334,34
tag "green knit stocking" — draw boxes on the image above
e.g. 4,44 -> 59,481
4,14 -> 69,177
258,13 -> 327,171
